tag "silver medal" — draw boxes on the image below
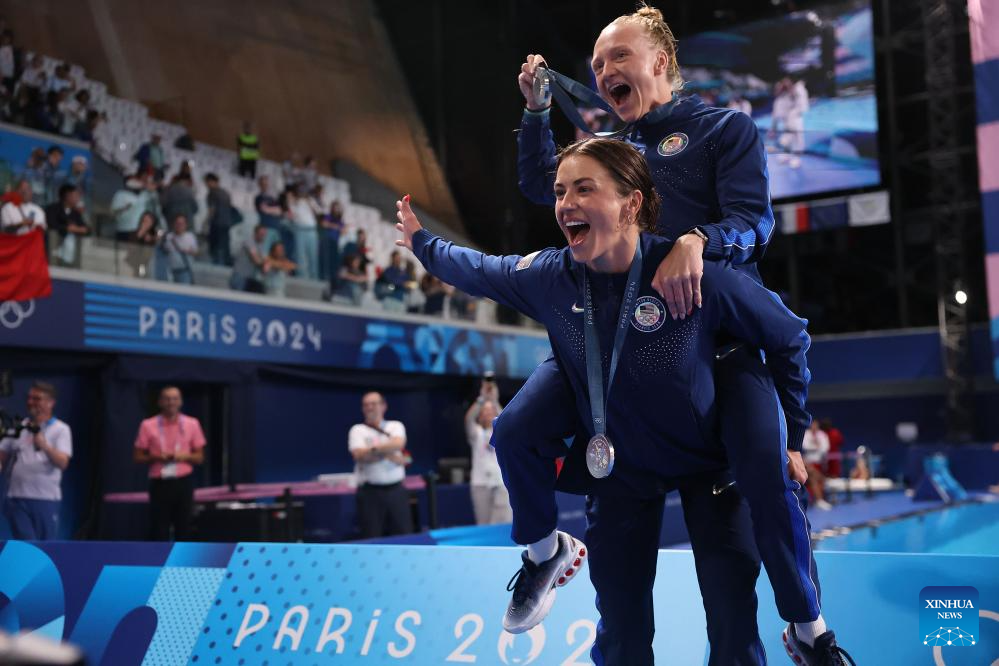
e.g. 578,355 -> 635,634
586,433 -> 615,478
532,67 -> 552,108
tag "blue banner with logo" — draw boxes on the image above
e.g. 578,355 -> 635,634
1,539 -> 996,665
0,277 -> 552,379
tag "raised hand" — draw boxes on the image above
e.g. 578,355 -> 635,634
518,54 -> 550,111
394,195 -> 423,252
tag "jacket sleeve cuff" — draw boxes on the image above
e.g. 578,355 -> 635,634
521,107 -> 551,124
411,228 -> 436,255
700,225 -> 728,262
785,420 -> 808,452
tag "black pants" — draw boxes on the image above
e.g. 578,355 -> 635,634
238,159 -> 257,179
356,482 -> 413,539
149,476 -> 194,541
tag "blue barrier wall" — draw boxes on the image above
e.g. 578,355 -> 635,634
0,539 -> 995,665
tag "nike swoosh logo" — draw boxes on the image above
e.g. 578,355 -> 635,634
571,303 -> 584,314
712,481 -> 736,496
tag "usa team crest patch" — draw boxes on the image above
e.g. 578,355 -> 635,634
657,132 -> 689,157
632,296 -> 666,332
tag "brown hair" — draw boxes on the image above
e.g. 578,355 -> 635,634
30,381 -> 57,400
556,138 -> 661,233
611,4 -> 684,90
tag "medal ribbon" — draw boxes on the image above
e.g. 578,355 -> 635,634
537,67 -> 635,139
583,240 -> 643,438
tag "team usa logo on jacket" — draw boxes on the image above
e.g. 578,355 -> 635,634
657,132 -> 689,157
632,296 -> 666,332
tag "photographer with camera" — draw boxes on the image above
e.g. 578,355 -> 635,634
0,382 -> 72,540
464,373 -> 511,525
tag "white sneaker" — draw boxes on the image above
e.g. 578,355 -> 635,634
815,499 -> 833,511
502,531 -> 587,634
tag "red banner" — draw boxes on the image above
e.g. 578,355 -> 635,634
0,229 -> 52,302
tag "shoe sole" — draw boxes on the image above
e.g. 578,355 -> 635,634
504,542 -> 588,634
782,627 -> 808,665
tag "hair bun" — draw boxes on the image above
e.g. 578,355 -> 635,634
634,5 -> 664,23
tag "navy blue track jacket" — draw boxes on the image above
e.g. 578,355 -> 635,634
411,230 -> 811,486
518,96 -> 775,282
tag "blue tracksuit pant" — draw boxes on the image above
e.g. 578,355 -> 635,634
586,477 -> 765,665
492,349 -> 821,663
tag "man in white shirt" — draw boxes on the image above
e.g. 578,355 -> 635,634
348,392 -> 412,538
0,382 -> 72,540
464,376 -> 511,525
0,179 -> 46,235
288,189 -> 318,279
802,421 -> 831,510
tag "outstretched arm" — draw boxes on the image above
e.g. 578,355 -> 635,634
395,196 -> 555,322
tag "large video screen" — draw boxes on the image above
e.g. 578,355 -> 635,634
679,0 -> 879,201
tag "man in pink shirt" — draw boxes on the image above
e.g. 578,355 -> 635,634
133,386 -> 206,540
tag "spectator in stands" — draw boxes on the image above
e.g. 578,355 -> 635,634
376,250 -> 410,312
254,175 -> 282,230
161,172 -> 198,230
111,176 -> 150,242
86,109 -> 110,152
162,214 -> 198,284
421,273 -> 449,316
262,241 -> 296,297
0,30 -> 17,93
450,289 -> 478,321
17,53 -> 45,96
125,210 -> 163,278
320,199 -> 345,287
465,377 -> 512,525
22,146 -> 46,200
802,420 -> 832,510
41,145 -> 65,206
236,120 -> 259,179
287,186 -> 318,279
44,183 -> 89,267
403,260 -> 425,313
45,63 -> 74,95
6,84 -> 33,126
204,173 -> 233,265
0,381 -> 72,541
134,133 -> 166,179
341,228 -> 370,272
1,178 -> 46,235
334,253 -> 368,305
282,152 -> 303,191
820,418 -> 844,478
300,155 -> 319,193
64,155 -> 90,208
59,89 -> 90,137
231,224 -> 269,293
348,391 -> 412,538
133,386 -> 206,541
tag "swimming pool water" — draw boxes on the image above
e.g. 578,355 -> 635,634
815,498 -> 999,555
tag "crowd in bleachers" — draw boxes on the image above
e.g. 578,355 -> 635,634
0,27 -> 480,321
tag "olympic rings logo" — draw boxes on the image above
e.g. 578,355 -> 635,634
0,300 -> 36,329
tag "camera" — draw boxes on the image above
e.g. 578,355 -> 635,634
482,371 -> 495,384
0,409 -> 37,439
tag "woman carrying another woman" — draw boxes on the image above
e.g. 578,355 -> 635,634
395,139 -> 851,666
497,5 -> 847,665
